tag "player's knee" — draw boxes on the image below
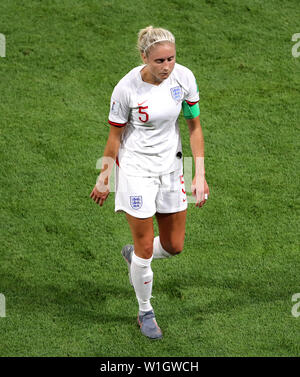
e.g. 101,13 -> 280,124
134,239 -> 154,259
163,240 -> 184,256
169,247 -> 183,256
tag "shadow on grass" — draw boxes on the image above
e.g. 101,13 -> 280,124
2,263 -> 293,328
155,271 -> 292,318
0,272 -> 134,325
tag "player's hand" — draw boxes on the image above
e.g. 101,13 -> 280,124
191,176 -> 210,208
90,184 -> 110,207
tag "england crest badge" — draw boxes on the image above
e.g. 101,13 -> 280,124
130,196 -> 143,210
170,86 -> 182,103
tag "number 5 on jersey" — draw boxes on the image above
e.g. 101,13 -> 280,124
139,106 -> 149,123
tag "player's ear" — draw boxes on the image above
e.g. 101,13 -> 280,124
141,52 -> 147,64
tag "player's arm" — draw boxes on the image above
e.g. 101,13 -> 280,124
186,115 -> 204,160
181,69 -> 209,207
90,125 -> 125,206
99,125 -> 125,180
91,79 -> 129,206
186,114 -> 209,207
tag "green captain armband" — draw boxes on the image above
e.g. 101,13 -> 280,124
182,100 -> 200,119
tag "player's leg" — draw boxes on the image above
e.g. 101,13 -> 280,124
153,169 -> 187,259
125,213 -> 154,259
154,209 -> 187,257
124,213 -> 162,339
125,213 -> 154,313
116,164 -> 157,285
115,167 -> 162,338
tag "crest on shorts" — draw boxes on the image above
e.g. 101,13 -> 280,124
170,86 -> 182,103
130,196 -> 143,210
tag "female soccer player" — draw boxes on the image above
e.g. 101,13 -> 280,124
90,26 -> 209,339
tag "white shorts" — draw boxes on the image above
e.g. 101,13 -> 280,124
115,166 -> 188,218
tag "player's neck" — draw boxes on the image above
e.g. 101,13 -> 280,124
140,66 -> 162,86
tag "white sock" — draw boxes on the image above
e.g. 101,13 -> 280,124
152,236 -> 173,259
131,252 -> 153,313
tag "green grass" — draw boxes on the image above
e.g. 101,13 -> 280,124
0,0 -> 299,356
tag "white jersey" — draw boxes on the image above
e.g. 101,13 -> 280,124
108,63 -> 199,177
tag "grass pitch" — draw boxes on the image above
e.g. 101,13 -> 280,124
0,0 -> 299,357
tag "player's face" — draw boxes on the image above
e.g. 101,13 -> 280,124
142,42 -> 176,84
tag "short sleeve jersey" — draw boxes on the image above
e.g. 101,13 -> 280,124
108,63 -> 199,177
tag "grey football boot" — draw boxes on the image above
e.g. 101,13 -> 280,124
121,244 -> 134,286
138,310 -> 163,339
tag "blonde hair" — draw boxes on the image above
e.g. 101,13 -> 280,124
137,26 -> 175,56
